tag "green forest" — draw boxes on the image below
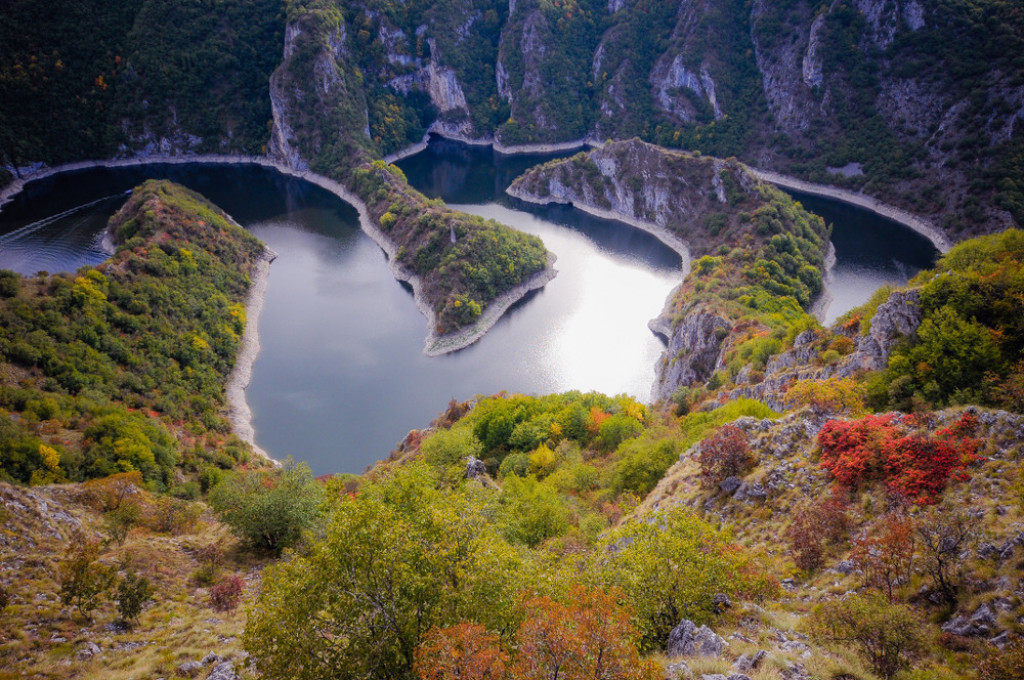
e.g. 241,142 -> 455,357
0,180 -> 267,490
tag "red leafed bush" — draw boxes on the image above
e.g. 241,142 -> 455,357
209,574 -> 245,612
784,495 -> 850,572
696,424 -> 755,488
817,412 -> 980,504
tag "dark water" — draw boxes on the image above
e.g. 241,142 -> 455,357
784,189 -> 939,323
0,143 -> 937,474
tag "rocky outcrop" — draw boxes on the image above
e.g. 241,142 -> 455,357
508,139 -> 770,258
715,288 -> 922,410
667,619 -> 727,658
267,9 -> 371,171
653,310 -> 732,403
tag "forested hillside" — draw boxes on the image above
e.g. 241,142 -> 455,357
2,0 -> 1021,236
0,180 -> 269,491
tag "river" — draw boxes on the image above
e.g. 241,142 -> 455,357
0,140 -> 937,473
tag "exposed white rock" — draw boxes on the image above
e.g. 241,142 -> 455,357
802,14 -> 826,89
652,56 -> 724,121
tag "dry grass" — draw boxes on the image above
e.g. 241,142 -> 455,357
0,481 -> 261,680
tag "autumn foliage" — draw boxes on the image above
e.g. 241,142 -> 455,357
784,495 -> 850,573
696,424 -> 755,488
817,412 -> 981,504
514,588 -> 658,680
851,513 -> 916,602
413,587 -> 658,680
414,623 -> 507,680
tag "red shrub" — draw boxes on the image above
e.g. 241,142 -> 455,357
817,413 -> 980,504
696,424 -> 755,488
784,495 -> 850,573
209,574 -> 245,612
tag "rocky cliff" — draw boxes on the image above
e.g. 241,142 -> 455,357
506,139 -> 834,404
507,138 -> 774,258
3,0 -> 1022,232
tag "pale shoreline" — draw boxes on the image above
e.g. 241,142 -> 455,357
506,184 -> 692,270
1,146 -> 949,451
0,153 -> 554,356
225,248 -> 277,463
382,130 -> 596,164
749,168 -> 953,254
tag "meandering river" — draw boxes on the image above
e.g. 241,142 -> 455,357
0,139 -> 937,473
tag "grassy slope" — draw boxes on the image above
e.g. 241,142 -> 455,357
0,480 -> 257,680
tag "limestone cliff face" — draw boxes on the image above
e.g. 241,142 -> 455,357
507,139 -> 835,405
651,310 -> 732,403
508,138 -> 763,257
268,9 -> 371,171
720,288 -> 923,410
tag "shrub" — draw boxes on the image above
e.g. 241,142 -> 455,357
422,425 -> 483,470
58,539 -> 116,620
513,587 -> 659,680
785,377 -> 866,414
147,495 -> 201,535
916,504 -> 975,607
595,414 -> 643,452
979,638 -> 1024,680
498,475 -> 569,547
817,413 -> 981,504
809,593 -> 927,679
80,471 -> 144,512
414,623 -> 507,680
115,569 -> 153,627
209,574 -> 246,612
0,271 -> 19,298
209,460 -> 324,555
696,424 -> 755,488
609,437 -> 680,497
0,582 -> 9,613
599,507 -> 754,648
104,502 -> 143,545
785,496 -> 849,573
851,513 -> 916,602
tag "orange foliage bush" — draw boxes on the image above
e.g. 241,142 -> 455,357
514,587 -> 658,680
80,471 -> 144,511
414,623 -> 507,680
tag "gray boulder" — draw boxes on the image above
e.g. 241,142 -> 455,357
177,661 -> 203,678
734,650 -> 768,672
77,641 -> 101,660
667,619 -> 726,657
941,603 -> 997,638
666,661 -> 691,679
465,456 -> 487,479
207,661 -> 237,680
720,477 -> 742,495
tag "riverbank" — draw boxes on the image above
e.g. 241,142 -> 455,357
750,168 -> 953,254
0,153 -> 555,356
506,184 -> 692,268
0,152 -> 568,446
225,247 -> 277,463
382,130 -> 596,165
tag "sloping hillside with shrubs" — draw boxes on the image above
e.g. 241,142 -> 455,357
0,180 -> 270,492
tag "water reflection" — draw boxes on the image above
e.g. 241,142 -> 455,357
0,143 -> 938,474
